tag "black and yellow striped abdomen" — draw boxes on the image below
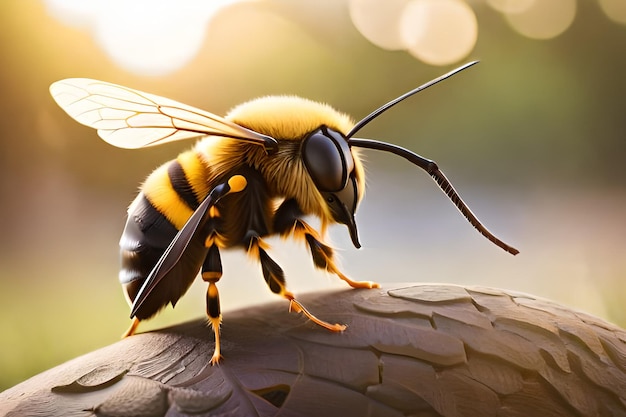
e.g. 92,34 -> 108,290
118,148 -> 275,319
142,150 -> 213,230
119,150 -> 215,319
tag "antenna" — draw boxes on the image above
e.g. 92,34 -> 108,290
347,61 -> 479,139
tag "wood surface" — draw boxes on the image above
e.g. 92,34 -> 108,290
2,283 -> 625,417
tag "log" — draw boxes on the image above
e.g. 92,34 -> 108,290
1,283 -> 626,417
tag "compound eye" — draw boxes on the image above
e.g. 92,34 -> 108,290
302,127 -> 354,192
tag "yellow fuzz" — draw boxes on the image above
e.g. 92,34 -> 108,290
194,95 -> 365,226
176,151 -> 211,200
141,163 -> 194,230
226,96 -> 354,140
205,232 -> 226,249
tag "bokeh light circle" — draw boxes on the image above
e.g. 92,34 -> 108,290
44,0 -> 241,77
400,0 -> 478,66
486,0 -> 534,14
93,3 -> 211,77
599,0 -> 626,25
349,0 -> 410,50
504,0 -> 576,40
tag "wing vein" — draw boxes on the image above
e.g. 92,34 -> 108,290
49,78 -> 279,151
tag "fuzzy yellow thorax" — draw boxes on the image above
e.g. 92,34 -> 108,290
195,96 -> 365,226
225,95 -> 354,140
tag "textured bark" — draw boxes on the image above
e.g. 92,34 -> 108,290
2,283 -> 626,417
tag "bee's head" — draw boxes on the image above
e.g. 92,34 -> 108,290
302,126 -> 364,248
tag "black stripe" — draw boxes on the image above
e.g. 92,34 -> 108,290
120,194 -> 178,285
129,194 -> 179,247
168,160 -> 200,210
207,288 -> 221,318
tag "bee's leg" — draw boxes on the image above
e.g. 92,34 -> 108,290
199,174 -> 248,364
202,243 -> 224,365
247,234 -> 346,332
274,199 -> 379,289
302,231 -> 379,289
122,317 -> 141,338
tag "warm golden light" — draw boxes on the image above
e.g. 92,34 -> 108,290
400,0 -> 478,66
487,0 -> 537,13
43,0 -> 244,76
348,0 -> 410,51
348,0 -> 478,65
486,0 -> 534,14
599,0 -> 626,25
3,0 -> 626,393
504,0 -> 576,40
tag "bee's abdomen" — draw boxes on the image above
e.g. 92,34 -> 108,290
141,151 -> 212,230
118,151 -> 211,318
119,193 -> 178,286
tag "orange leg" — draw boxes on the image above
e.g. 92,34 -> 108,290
122,317 -> 140,338
273,199 -> 379,289
294,220 -> 380,289
203,243 -> 224,365
248,235 -> 347,331
284,290 -> 346,332
206,282 -> 223,365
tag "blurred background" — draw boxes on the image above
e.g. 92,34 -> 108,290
1,0 -> 625,391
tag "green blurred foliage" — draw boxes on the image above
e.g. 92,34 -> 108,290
0,0 -> 625,391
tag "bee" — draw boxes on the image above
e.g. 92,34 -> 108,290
50,61 -> 518,364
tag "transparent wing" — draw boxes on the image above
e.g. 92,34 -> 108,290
49,78 -> 277,151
